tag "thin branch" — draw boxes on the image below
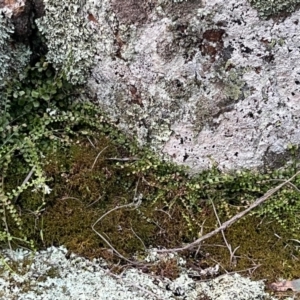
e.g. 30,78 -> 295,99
106,157 -> 139,162
92,179 -> 142,264
221,265 -> 262,278
92,202 -> 139,264
154,208 -> 172,219
195,219 -> 206,258
286,182 -> 300,193
91,146 -> 108,170
266,178 -> 300,193
87,136 -> 96,148
14,166 -> 35,203
86,195 -> 102,208
156,170 -> 300,253
211,198 -> 239,266
60,196 -> 82,203
130,227 -> 146,251
22,166 -> 35,186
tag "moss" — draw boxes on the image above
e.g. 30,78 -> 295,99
196,211 -> 300,283
3,126 -> 300,284
3,131 -> 196,258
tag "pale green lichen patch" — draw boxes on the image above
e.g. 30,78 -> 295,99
215,66 -> 249,102
0,14 -> 14,85
158,0 -> 204,21
0,13 -> 31,87
249,0 -> 300,18
192,66 -> 250,132
35,0 -> 98,84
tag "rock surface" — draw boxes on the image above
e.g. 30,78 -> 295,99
45,0 -> 300,171
3,0 -> 300,172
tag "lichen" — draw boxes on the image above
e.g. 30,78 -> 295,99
249,0 -> 300,18
197,273 -> 274,300
215,66 -> 250,102
35,0 -> 98,84
0,12 -> 31,87
0,15 -> 14,86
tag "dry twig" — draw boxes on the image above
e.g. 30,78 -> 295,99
91,146 -> 108,170
92,179 -> 142,264
92,201 -> 140,264
87,136 -> 96,148
156,170 -> 300,253
210,198 -> 239,267
106,157 -> 139,161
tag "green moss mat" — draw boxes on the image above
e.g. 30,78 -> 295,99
3,132 -> 300,284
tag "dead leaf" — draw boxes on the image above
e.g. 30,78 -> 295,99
270,279 -> 300,292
